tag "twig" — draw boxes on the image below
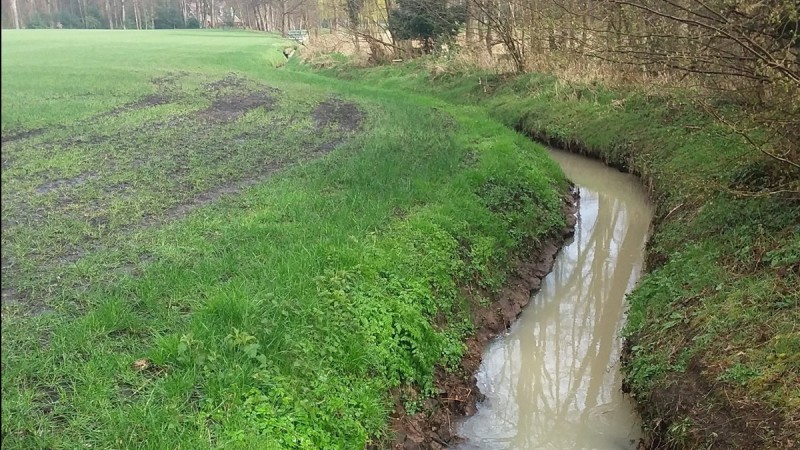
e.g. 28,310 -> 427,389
664,203 -> 684,220
697,101 -> 800,170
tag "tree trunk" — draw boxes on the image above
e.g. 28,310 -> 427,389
112,0 -> 119,29
332,0 -> 337,32
79,0 -> 88,27
210,0 -> 215,27
121,0 -> 126,29
105,0 -> 114,29
133,0 -> 141,29
485,24 -> 492,55
279,0 -> 286,35
9,0 -> 21,29
465,0 -> 474,47
45,0 -> 53,26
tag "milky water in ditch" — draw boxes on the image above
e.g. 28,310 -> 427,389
456,149 -> 652,450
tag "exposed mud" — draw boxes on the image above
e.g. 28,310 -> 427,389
1,152 -> 12,170
311,98 -> 363,152
386,189 -> 579,450
1,287 -> 23,307
1,72 -> 187,149
2,80 -> 365,314
110,93 -> 172,116
0,128 -> 46,145
197,73 -> 277,122
199,91 -> 275,122
0,282 -> 51,315
35,172 -> 97,194
313,98 -> 364,132
107,72 -> 187,118
627,352 -> 788,449
202,73 -> 248,92
139,162 -> 284,227
137,99 -> 361,225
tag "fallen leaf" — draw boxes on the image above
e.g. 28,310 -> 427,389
132,359 -> 151,372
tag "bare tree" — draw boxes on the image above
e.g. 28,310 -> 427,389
10,0 -> 22,28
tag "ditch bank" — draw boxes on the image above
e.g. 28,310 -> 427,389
310,61 -> 797,449
382,188 -> 578,449
487,81 -> 799,449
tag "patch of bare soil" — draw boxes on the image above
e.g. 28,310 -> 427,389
0,287 -> 24,307
135,100 -> 362,228
1,85 -> 173,175
202,73 -> 249,92
311,98 -> 364,152
199,92 -> 275,122
140,98 -> 362,226
313,98 -> 364,133
2,73 -> 186,151
111,93 -> 172,115
35,172 -> 97,194
1,258 -> 50,314
198,73 -> 276,122
139,162 -> 284,227
1,128 -> 46,145
384,188 -> 579,450
624,353 -> 790,449
104,72 -> 187,117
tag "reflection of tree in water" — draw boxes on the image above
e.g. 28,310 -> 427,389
460,185 -> 648,450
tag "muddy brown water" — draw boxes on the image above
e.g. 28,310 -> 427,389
456,149 -> 652,450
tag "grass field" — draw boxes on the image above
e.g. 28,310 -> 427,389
1,31 -> 568,448
309,58 -> 800,448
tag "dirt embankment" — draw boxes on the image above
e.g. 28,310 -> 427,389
386,188 -> 579,450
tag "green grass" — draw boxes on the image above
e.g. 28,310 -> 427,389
1,31 -> 567,448
308,57 -> 800,448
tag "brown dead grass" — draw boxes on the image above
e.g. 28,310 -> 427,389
301,32 -> 370,67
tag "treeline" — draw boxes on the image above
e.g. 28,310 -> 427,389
365,0 -> 798,171
2,0 -> 202,29
1,0 -> 346,31
452,0 -> 800,171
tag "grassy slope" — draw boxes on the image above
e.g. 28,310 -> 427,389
1,32 -> 567,448
311,60 -> 800,448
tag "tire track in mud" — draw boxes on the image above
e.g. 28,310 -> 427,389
1,73 -> 364,312
0,72 -> 188,149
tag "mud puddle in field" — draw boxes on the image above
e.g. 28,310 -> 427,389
456,149 -> 652,449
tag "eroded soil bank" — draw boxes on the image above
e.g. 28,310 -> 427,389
387,189 -> 579,449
